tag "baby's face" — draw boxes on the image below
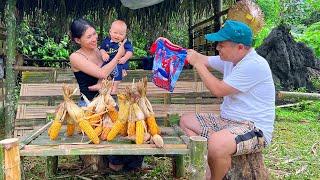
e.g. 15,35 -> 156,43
109,24 -> 126,43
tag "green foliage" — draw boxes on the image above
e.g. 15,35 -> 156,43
296,22 -> 320,58
17,19 -> 70,62
254,0 -> 281,47
310,75 -> 320,90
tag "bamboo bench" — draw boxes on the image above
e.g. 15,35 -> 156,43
14,103 -> 221,137
19,68 -> 222,83
18,81 -> 219,105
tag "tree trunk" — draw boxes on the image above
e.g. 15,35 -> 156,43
4,0 -> 17,138
224,152 -> 269,180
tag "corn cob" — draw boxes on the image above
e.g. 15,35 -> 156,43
78,118 -> 100,144
100,127 -> 112,140
48,102 -> 66,138
86,113 -> 102,123
135,120 -> 144,144
107,105 -> 118,123
127,121 -> 136,136
119,122 -> 128,136
107,121 -> 126,141
66,124 -> 75,136
146,115 -> 160,135
49,120 -> 62,140
94,126 -> 103,137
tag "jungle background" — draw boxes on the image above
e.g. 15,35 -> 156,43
0,0 -> 320,179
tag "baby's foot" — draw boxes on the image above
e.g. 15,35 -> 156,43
122,69 -> 127,77
88,83 -> 101,91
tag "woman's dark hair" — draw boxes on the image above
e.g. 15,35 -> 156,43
70,18 -> 95,41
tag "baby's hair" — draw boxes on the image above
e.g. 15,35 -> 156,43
70,18 -> 95,41
111,20 -> 127,31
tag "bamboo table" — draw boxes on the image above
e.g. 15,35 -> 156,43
18,122 -> 195,179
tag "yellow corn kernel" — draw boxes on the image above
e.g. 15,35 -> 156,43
127,121 -> 136,136
78,119 -> 100,144
49,120 -> 62,140
146,116 -> 160,135
107,121 -> 126,141
108,106 -> 118,123
66,124 -> 75,136
101,127 -> 112,140
135,120 -> 144,144
119,122 -> 128,136
94,126 -> 103,136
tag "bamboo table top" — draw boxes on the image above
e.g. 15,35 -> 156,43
20,126 -> 189,156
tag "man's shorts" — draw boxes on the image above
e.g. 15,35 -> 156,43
196,113 -> 267,156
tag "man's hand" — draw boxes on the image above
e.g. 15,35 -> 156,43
186,49 -> 201,66
186,49 -> 209,67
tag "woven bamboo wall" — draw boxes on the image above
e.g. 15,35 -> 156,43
191,21 -> 217,56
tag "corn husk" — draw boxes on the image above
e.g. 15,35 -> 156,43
151,134 -> 164,148
227,0 -> 264,34
137,77 -> 154,118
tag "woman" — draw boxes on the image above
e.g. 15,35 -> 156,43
70,18 -> 144,172
70,18 -> 124,104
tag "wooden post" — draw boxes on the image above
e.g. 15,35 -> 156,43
188,0 -> 194,49
189,136 -> 207,180
0,138 -> 21,180
4,0 -> 17,138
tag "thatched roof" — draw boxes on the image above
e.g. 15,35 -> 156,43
0,0 -> 236,29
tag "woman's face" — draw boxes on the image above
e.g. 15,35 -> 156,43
77,26 -> 98,49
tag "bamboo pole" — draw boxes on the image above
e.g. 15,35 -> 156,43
277,91 -> 320,101
4,0 -> 17,138
173,155 -> 185,178
0,138 -> 21,180
189,136 -> 207,180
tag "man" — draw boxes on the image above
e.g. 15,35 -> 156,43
180,20 -> 275,180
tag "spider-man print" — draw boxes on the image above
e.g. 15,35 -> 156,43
150,37 -> 187,92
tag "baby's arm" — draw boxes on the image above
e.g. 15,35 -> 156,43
100,49 -> 110,61
119,51 -> 133,64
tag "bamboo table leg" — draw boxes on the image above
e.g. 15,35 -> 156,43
0,138 -> 21,180
173,155 -> 185,178
190,136 -> 207,180
45,156 -> 58,178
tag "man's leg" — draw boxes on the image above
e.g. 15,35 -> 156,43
207,129 -> 237,180
179,113 -> 202,136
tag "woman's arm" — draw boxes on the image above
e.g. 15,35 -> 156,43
70,43 -> 125,79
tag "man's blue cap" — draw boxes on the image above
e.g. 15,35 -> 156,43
205,20 -> 253,46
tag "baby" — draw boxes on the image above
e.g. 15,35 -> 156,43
90,20 -> 133,94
